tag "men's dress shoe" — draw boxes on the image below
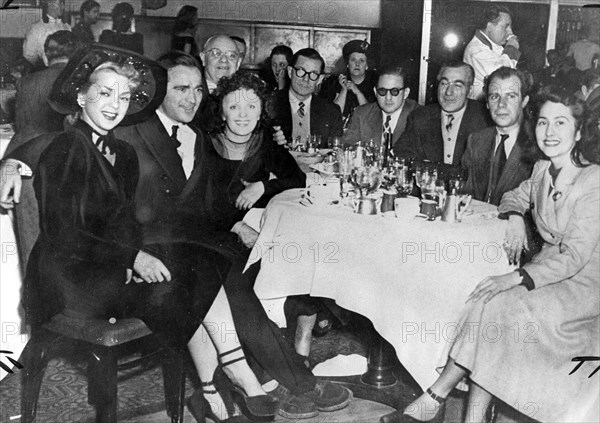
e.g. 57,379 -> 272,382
267,384 -> 318,419
230,385 -> 279,418
303,381 -> 353,412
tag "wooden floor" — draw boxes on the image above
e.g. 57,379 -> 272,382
124,397 -> 396,422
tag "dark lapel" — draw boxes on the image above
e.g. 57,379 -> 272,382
424,104 -> 444,162
496,126 -> 528,192
454,101 -> 477,164
137,114 -> 187,188
372,105 -> 384,143
392,101 -> 412,146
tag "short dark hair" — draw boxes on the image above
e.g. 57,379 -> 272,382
437,61 -> 474,87
270,45 -> 293,63
156,50 -> 202,72
582,70 -> 600,90
378,64 -> 409,87
173,5 -> 198,34
534,84 -> 600,166
481,4 -> 511,29
44,30 -> 78,63
291,48 -> 325,74
79,0 -> 99,17
484,66 -> 533,99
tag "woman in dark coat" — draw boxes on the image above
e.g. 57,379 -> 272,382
27,46 -> 277,423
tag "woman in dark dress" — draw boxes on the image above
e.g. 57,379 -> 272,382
319,39 -> 377,120
28,46 -> 277,423
171,5 -> 200,58
99,2 -> 143,54
262,45 -> 293,91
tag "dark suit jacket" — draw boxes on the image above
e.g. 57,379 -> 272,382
342,99 -> 419,147
6,63 -> 66,156
393,99 -> 492,165
269,89 -> 343,143
462,124 -> 539,206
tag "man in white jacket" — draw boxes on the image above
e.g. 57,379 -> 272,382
463,5 -> 521,101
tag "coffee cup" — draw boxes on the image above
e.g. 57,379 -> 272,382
394,196 -> 420,220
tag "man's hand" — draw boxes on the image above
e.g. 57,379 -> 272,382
504,214 -> 528,265
235,180 -> 264,210
505,35 -> 520,50
132,251 -> 171,283
232,221 -> 259,248
0,160 -> 23,210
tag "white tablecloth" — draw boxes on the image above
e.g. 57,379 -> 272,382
0,126 -> 29,381
248,189 -> 514,389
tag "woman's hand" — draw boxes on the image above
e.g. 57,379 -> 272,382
232,221 -> 259,248
235,180 -> 265,210
132,251 -> 171,283
467,271 -> 521,303
272,126 -> 286,145
504,214 -> 528,265
276,69 -> 287,90
338,74 -> 349,91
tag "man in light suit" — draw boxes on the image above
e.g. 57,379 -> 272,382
393,61 -> 492,170
269,48 -> 343,144
0,51 -> 351,420
462,66 -> 540,206
343,64 -> 418,148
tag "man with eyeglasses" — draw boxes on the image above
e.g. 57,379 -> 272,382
393,61 -> 491,175
269,48 -> 343,144
343,65 -> 418,149
199,34 -> 242,94
462,66 -> 539,206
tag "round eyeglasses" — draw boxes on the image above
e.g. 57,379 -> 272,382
376,87 -> 406,97
206,48 -> 239,61
292,67 -> 321,81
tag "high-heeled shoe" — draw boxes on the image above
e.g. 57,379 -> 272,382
187,386 -> 252,423
379,388 -> 446,423
219,346 -> 279,418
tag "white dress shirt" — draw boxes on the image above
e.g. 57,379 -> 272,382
156,109 -> 196,179
380,106 -> 403,146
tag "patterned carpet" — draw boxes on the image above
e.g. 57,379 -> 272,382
0,327 -> 368,423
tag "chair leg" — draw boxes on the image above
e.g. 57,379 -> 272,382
162,350 -> 186,423
87,346 -> 118,423
20,331 -> 53,423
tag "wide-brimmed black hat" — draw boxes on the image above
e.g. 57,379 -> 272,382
342,39 -> 369,62
48,43 -> 167,125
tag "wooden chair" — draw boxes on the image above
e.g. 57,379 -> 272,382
20,314 -> 187,423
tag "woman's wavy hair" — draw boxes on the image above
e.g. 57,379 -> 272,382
533,84 -> 600,166
213,71 -> 271,134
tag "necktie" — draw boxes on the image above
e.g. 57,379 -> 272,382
298,102 -> 305,119
445,114 -> 454,132
171,125 -> 181,148
383,114 -> 392,136
486,133 -> 509,203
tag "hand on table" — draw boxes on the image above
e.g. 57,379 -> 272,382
0,159 -> 23,209
467,271 -> 521,303
504,214 -> 528,265
131,251 -> 171,284
235,180 -> 265,210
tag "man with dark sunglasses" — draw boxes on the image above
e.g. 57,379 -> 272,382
269,48 -> 343,144
343,64 -> 418,148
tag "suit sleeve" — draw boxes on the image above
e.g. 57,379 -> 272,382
35,135 -> 140,269
327,102 -> 343,138
262,143 -> 306,200
6,132 -> 57,172
342,110 -> 361,145
393,111 -> 419,159
521,167 -> 600,288
497,161 -> 545,218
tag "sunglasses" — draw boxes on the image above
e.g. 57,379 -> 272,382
205,48 -> 239,61
376,87 -> 406,97
292,67 -> 321,81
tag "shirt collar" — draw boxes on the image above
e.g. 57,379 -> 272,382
442,104 -> 467,121
381,105 -> 404,128
156,108 -> 185,133
46,15 -> 61,24
289,90 -> 312,108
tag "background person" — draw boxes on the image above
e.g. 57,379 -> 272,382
22,0 -> 70,69
171,5 -> 199,57
71,0 -> 100,44
99,2 -> 144,55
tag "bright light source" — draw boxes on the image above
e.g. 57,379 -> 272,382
444,33 -> 459,49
